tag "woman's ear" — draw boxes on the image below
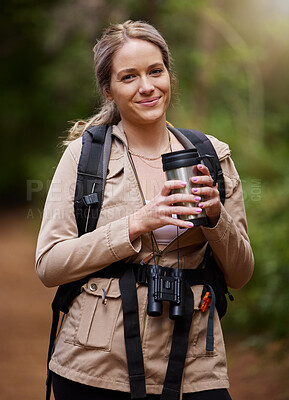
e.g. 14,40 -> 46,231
104,87 -> 113,101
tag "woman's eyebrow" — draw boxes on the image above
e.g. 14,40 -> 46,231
116,68 -> 137,79
148,62 -> 164,69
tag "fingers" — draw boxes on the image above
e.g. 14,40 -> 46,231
190,166 -> 221,219
151,175 -> 221,230
159,179 -> 220,217
160,180 -> 187,196
165,192 -> 199,205
168,205 -> 203,217
192,184 -> 220,208
191,184 -> 219,198
135,202 -> 197,233
156,214 -> 195,229
192,165 -> 214,187
160,180 -> 203,204
132,174 -> 222,236
152,197 -> 205,218
195,163 -> 219,187
193,186 -> 221,220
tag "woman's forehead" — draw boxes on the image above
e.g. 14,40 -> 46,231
111,39 -> 164,73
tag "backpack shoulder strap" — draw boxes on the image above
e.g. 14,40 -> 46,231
46,125 -> 112,399
177,128 -> 225,205
177,128 -> 233,318
74,124 -> 112,236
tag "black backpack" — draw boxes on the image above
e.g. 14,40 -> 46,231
46,124 -> 233,399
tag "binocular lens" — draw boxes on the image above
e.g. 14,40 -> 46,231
169,302 -> 186,320
147,300 -> 163,317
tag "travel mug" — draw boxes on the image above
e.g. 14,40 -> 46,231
162,148 -> 217,226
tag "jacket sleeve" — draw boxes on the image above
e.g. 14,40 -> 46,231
35,141 -> 141,288
201,154 -> 254,290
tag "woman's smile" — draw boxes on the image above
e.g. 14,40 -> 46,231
136,96 -> 161,106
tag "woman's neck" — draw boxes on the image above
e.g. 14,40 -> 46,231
122,117 -> 169,158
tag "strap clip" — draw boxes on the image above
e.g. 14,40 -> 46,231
82,193 -> 99,207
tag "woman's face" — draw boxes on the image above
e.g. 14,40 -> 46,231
107,39 -> 171,127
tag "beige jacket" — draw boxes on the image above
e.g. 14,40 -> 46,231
36,122 -> 254,394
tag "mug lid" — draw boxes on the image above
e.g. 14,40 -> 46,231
162,148 -> 199,171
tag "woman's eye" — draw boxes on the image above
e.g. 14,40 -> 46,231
121,74 -> 135,82
150,68 -> 163,76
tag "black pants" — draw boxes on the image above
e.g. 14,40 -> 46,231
52,373 -> 232,400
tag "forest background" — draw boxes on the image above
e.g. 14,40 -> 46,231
1,0 -> 289,399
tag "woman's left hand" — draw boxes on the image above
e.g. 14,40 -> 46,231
191,164 -> 221,227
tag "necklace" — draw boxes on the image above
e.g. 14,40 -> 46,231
128,129 -> 171,160
134,156 -> 163,169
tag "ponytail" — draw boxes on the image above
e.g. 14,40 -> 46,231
64,100 -> 121,145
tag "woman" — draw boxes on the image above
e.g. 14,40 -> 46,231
36,20 -> 254,400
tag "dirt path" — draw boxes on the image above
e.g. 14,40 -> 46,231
0,210 -> 288,400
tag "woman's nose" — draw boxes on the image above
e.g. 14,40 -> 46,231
139,76 -> 154,94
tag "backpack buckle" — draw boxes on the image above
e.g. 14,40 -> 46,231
82,193 -> 99,207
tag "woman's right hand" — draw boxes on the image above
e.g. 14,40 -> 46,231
129,180 -> 202,242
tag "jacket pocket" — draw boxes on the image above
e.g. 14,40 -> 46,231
76,277 -> 122,351
186,285 -> 217,358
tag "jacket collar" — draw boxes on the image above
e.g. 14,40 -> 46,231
111,121 -> 194,150
112,121 -> 128,147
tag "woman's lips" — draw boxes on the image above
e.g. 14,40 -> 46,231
137,97 -> 160,106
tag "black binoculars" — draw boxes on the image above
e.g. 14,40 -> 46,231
147,265 -> 185,320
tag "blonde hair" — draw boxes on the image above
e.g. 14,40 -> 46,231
66,20 -> 175,143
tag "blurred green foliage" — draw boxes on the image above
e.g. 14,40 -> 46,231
1,0 -> 288,343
